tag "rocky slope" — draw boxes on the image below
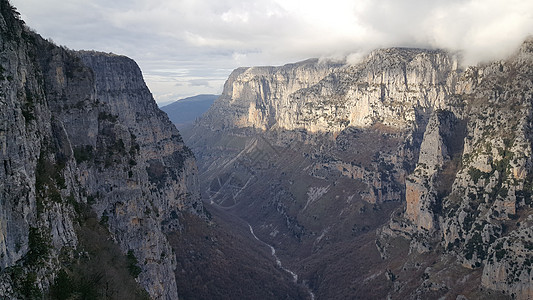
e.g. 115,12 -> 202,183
381,38 -> 533,299
186,36 -> 533,298
0,1 -> 204,298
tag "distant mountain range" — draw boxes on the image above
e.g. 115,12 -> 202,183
161,94 -> 218,129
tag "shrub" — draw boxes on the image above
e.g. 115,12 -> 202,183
127,250 -> 142,278
27,227 -> 50,266
73,145 -> 94,163
98,112 -> 117,123
468,167 -> 488,184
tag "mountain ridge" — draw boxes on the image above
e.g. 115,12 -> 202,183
160,94 -> 218,130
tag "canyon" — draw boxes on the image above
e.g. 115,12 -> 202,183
184,38 -> 533,299
1,0 -> 533,298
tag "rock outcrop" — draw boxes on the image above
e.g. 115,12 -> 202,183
404,110 -> 465,232
0,1 -> 204,298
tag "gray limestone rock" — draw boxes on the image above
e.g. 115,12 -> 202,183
0,3 -> 204,299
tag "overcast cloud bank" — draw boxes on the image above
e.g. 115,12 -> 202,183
12,0 -> 533,104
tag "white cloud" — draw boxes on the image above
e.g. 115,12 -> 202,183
354,0 -> 533,64
10,0 -> 533,103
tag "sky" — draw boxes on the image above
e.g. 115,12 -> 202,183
10,0 -> 533,105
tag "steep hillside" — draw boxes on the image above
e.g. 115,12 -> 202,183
186,37 -> 533,298
161,94 -> 218,130
0,2 -> 203,298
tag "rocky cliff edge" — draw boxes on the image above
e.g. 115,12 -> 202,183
0,2 -> 204,298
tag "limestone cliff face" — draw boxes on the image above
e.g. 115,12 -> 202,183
0,2 -> 203,298
442,40 -> 533,298
72,52 -> 203,299
201,59 -> 343,131
202,49 -> 460,134
282,48 -> 460,132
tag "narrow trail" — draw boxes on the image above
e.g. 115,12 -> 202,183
247,224 -> 316,300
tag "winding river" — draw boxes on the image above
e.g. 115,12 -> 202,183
248,224 -> 316,300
